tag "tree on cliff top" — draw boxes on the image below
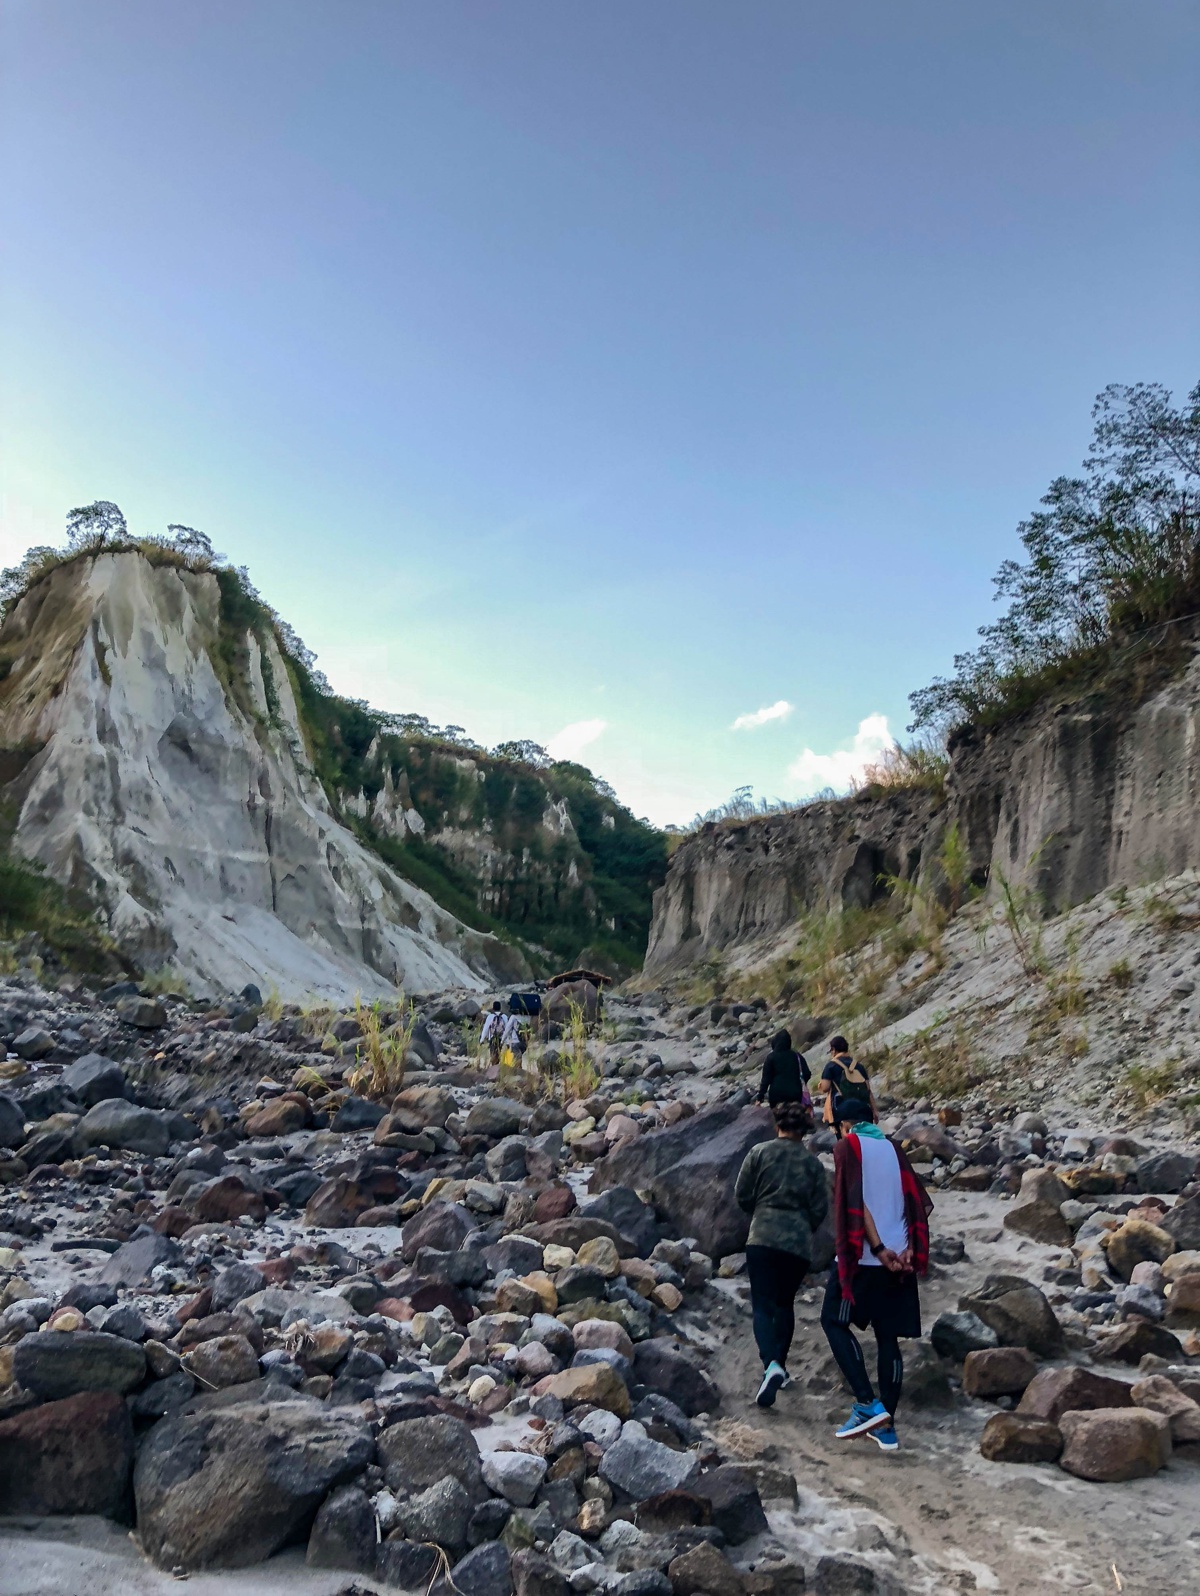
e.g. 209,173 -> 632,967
910,380 -> 1200,732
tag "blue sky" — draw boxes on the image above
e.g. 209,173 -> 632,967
2,1 -> 1197,824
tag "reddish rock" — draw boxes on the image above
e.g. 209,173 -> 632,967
533,1184 -> 577,1223
963,1346 -> 1038,1398
1017,1366 -> 1134,1423
184,1335 -> 261,1389
979,1413 -> 1063,1464
355,1204 -> 402,1227
1058,1407 -> 1171,1481
191,1174 -> 267,1224
304,1177 -> 372,1228
0,1391 -> 133,1516
1094,1319 -> 1184,1365
258,1257 -> 297,1286
1130,1374 -> 1200,1442
375,1298 -> 415,1323
152,1205 -> 195,1238
175,1287 -> 214,1325
1165,1272 -> 1200,1328
243,1097 -> 310,1138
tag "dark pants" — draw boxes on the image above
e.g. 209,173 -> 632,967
820,1268 -> 915,1416
745,1246 -> 809,1369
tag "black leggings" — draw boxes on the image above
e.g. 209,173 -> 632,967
744,1246 -> 809,1369
820,1298 -> 903,1415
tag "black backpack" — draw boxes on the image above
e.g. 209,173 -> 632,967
833,1057 -> 871,1106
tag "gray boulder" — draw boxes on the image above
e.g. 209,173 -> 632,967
78,1099 -> 170,1156
464,1097 -> 526,1139
62,1053 -> 126,1108
1136,1150 -> 1197,1194
930,1310 -> 1000,1361
306,1483 -> 377,1571
450,1542 -> 513,1596
598,1104 -> 776,1260
134,1400 -> 374,1570
1162,1193 -> 1200,1251
399,1475 -> 474,1551
482,1450 -> 548,1507
959,1274 -> 1064,1358
330,1096 -> 387,1132
97,1232 -> 179,1289
485,1135 -> 530,1183
376,1414 -> 488,1505
0,1093 -> 25,1149
598,1422 -> 700,1497
578,1187 -> 661,1255
13,1331 -> 146,1399
632,1341 -> 719,1417
12,1025 -> 55,1060
401,1199 -> 477,1262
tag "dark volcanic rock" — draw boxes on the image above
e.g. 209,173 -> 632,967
133,1400 -> 374,1570
376,1413 -> 488,1505
97,1231 -> 179,1289
62,1052 -> 126,1107
0,1391 -> 134,1517
632,1341 -> 720,1417
579,1187 -> 661,1255
13,1331 -> 146,1399
306,1483 -> 377,1571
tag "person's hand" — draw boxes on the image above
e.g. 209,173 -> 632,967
875,1247 -> 904,1273
896,1247 -> 914,1273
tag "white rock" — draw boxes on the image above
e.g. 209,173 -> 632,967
481,1449 -> 548,1506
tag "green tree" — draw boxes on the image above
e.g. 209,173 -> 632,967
911,380 -> 1200,731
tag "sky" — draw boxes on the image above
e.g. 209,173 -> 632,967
1,2 -> 1197,826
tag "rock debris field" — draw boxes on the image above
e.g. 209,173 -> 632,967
0,973 -> 1199,1596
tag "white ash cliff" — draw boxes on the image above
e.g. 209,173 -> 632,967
0,551 -> 523,999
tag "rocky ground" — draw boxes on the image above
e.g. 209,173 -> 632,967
0,965 -> 1198,1596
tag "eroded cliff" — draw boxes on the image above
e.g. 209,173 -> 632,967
0,552 -> 525,998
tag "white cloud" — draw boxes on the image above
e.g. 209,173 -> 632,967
731,699 -> 794,732
787,713 -> 894,796
547,718 -> 608,762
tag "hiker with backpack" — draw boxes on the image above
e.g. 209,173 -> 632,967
819,1035 -> 876,1133
820,1095 -> 932,1453
480,1002 -> 504,1068
755,1029 -> 813,1109
734,1097 -> 827,1408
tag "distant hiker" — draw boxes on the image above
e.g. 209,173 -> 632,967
480,1002 -> 504,1067
500,1010 -> 526,1068
734,1098 -> 827,1408
819,1035 -> 876,1132
820,1096 -> 932,1453
755,1029 -> 813,1108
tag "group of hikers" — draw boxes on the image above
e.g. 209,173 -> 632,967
478,994 -> 930,1452
737,1030 -> 932,1450
478,1001 -> 528,1070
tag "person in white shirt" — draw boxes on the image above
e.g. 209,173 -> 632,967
479,1002 -> 504,1066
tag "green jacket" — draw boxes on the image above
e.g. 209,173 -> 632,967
734,1137 -> 829,1258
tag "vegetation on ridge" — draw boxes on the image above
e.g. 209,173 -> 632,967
910,380 -> 1200,733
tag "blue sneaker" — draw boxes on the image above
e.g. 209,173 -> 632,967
756,1361 -> 787,1408
870,1421 -> 899,1451
835,1400 -> 889,1438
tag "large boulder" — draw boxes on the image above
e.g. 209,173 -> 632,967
1136,1150 -> 1198,1194
593,1101 -> 745,1193
133,1400 -> 374,1570
306,1483 -> 377,1572
958,1275 -> 1064,1357
632,1341 -> 720,1417
62,1052 -> 126,1108
599,1421 -> 700,1498
1017,1366 -> 1134,1424
578,1188 -> 661,1255
1058,1408 -> 1171,1482
979,1413 -> 1063,1464
77,1099 -> 170,1157
1130,1374 -> 1200,1442
97,1232 -> 179,1289
1105,1219 -> 1176,1281
12,1331 -> 146,1400
401,1199 -> 477,1262
464,1098 -> 527,1139
0,1093 -> 24,1149
962,1346 -> 1037,1399
598,1104 -> 777,1260
1162,1193 -> 1200,1251
0,1391 -> 133,1516
375,1414 -> 488,1505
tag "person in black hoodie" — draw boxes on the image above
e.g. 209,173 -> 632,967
756,1029 -> 812,1106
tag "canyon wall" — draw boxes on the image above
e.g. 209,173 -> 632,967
646,635 -> 1200,976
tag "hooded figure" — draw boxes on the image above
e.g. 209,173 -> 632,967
756,1029 -> 812,1107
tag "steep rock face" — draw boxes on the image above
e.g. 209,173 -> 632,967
648,637 -> 1200,972
952,647 -> 1200,913
0,553 -> 522,998
644,788 -> 940,976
